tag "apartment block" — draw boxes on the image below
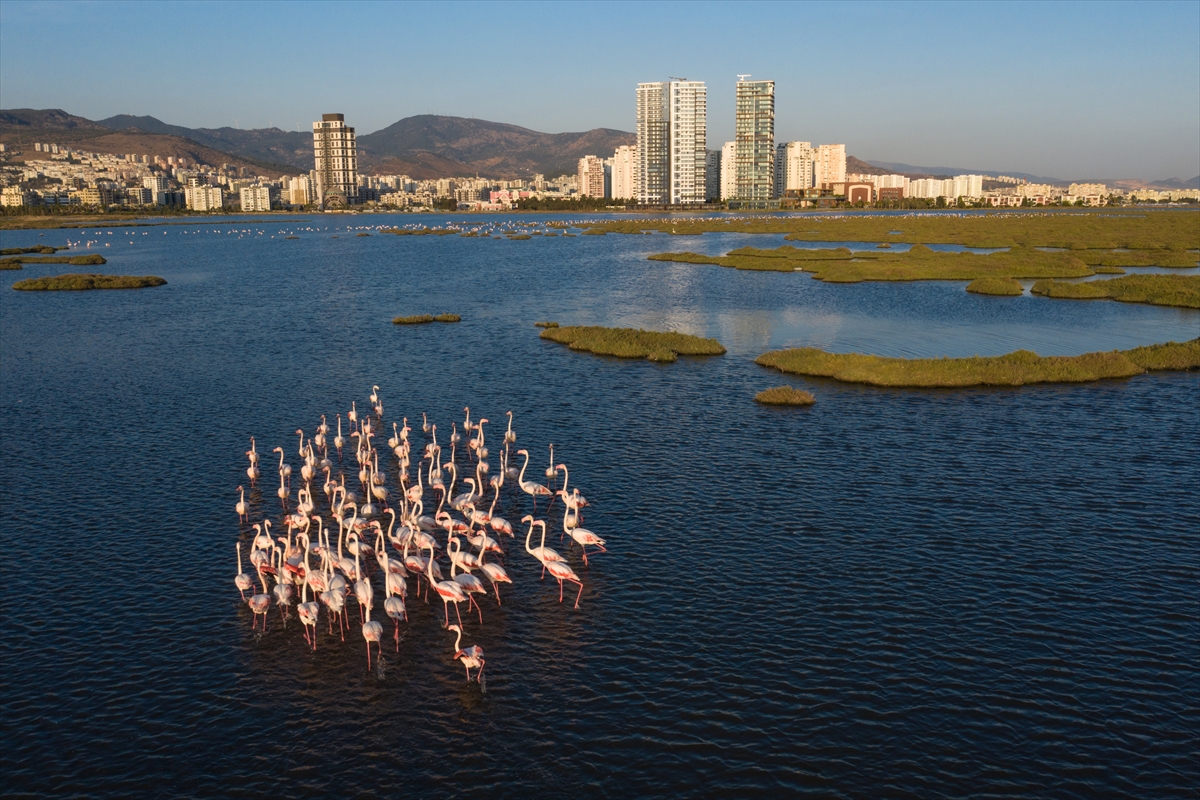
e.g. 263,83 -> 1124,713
814,144 -> 846,188
774,141 -> 815,197
611,145 -> 636,200
705,149 -> 721,202
636,79 -> 707,205
312,113 -> 358,207
1069,182 -> 1107,196
720,141 -> 737,200
186,185 -> 224,211
578,155 -> 606,198
240,185 -> 271,212
735,77 -> 774,202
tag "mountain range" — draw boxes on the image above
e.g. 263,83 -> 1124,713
0,109 -> 635,179
2,108 -> 1196,188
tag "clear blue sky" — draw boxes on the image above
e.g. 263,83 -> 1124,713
2,0 -> 1197,179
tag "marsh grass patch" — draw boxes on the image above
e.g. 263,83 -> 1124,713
540,325 -> 725,362
12,273 -> 166,291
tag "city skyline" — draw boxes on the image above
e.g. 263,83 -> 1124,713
1,1 -> 1197,180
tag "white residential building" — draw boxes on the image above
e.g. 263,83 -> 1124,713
610,144 -> 636,200
774,141 -> 815,196
814,144 -> 846,188
720,141 -> 737,200
285,175 -> 312,206
312,113 -> 358,206
143,174 -> 169,192
577,155 -> 606,198
240,185 -> 271,212
875,174 -> 909,190
636,79 -> 707,204
735,77 -> 775,201
908,175 -> 984,200
185,185 -> 224,211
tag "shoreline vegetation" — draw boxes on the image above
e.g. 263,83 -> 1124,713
755,339 -> 1200,388
392,313 -> 461,324
650,245 -> 1098,282
966,277 -> 1024,296
11,273 -> 166,291
0,253 -> 106,267
754,386 -> 816,406
1030,274 -> 1200,308
539,325 -> 726,363
588,210 -> 1200,251
0,215 -> 311,230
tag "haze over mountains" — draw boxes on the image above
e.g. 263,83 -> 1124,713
1,108 -> 1196,188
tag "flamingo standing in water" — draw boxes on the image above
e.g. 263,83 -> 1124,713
523,515 -> 564,575
234,543 -> 253,599
297,576 -> 320,651
517,449 -> 553,510
562,492 -> 606,565
247,564 -> 272,631
235,486 -> 248,522
362,599 -> 383,670
334,414 -> 345,459
535,520 -> 584,608
447,624 -> 485,682
425,542 -> 467,628
478,537 -> 512,605
246,438 -> 260,486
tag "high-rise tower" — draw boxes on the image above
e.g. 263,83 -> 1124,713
734,77 -> 774,202
636,79 -> 707,205
313,113 -> 358,207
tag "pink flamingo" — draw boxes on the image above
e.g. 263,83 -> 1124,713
447,624 -> 485,682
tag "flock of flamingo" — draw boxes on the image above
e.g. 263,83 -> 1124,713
233,388 -> 606,681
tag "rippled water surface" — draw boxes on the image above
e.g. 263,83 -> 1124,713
2,213 -> 1198,798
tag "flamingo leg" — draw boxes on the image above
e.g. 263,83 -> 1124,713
366,642 -> 371,670
558,578 -> 564,603
454,602 -> 463,629
494,585 -> 502,606
573,580 -> 584,609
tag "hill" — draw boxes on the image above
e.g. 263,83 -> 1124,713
357,115 -> 634,178
98,115 -> 314,169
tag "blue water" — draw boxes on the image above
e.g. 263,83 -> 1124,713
2,213 -> 1198,797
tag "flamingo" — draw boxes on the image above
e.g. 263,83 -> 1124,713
557,463 -> 589,511
478,537 -> 512,605
334,414 -> 345,458
545,443 -> 556,486
234,543 -> 253,599
447,624 -> 485,682
563,496 -> 607,565
517,449 -> 553,510
523,515 -> 564,574
504,410 -> 516,444
425,542 -> 467,628
297,574 -> 320,651
349,533 -> 374,623
362,598 -> 383,670
536,520 -> 584,608
235,486 -> 248,522
449,540 -> 486,623
247,564 -> 272,631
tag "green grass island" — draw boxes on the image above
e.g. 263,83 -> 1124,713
755,386 -> 816,406
539,325 -> 726,363
392,313 -> 462,324
966,277 -> 1024,296
1031,274 -> 1200,308
755,339 -> 1200,388
12,273 -> 167,291
651,245 -> 1101,282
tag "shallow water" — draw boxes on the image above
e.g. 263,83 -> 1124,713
2,213 -> 1197,797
